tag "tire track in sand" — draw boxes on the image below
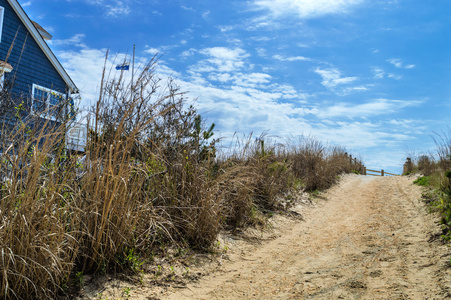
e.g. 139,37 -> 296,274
163,174 -> 451,299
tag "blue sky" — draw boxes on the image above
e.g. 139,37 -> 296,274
19,0 -> 451,174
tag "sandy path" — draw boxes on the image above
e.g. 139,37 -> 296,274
161,175 -> 451,299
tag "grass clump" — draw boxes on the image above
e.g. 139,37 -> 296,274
413,176 -> 431,186
0,56 -> 363,299
407,129 -> 451,242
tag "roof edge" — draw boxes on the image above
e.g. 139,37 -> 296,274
7,0 -> 79,93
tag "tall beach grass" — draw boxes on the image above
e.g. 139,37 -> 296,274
0,57 -> 363,299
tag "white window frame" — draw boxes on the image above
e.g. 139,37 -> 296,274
32,84 -> 66,121
0,6 -> 4,43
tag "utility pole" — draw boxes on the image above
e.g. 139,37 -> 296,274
131,44 -> 135,97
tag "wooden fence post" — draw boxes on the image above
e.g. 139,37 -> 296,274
364,167 -> 366,175
381,170 -> 384,176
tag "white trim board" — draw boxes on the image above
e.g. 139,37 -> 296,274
0,6 -> 5,43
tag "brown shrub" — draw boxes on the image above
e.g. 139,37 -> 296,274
0,56 -> 363,298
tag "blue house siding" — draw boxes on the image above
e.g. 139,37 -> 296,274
0,0 -> 68,99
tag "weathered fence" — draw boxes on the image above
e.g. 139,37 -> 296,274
362,168 -> 398,176
343,153 -> 398,176
346,154 -> 365,174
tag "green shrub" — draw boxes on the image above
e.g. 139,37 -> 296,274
413,176 -> 431,186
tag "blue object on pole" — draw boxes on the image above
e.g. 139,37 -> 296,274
116,64 -> 130,70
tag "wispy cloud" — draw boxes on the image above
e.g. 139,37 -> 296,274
50,34 -> 87,48
387,58 -> 415,69
315,98 -> 422,119
181,5 -> 194,11
218,25 -> 234,32
180,48 -> 197,59
388,58 -> 403,68
85,0 -> 131,17
272,54 -> 311,62
144,47 -> 160,55
208,72 -> 272,88
372,66 -> 403,80
372,67 -> 385,79
253,0 -> 364,19
202,11 -> 210,19
387,119 -> 427,134
55,44 -> 426,175
388,73 -> 403,80
314,68 -> 357,89
57,47 -> 110,108
105,5 -> 131,17
190,47 -> 250,73
251,36 -> 272,42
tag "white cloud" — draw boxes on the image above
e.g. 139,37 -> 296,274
373,66 -> 406,80
181,5 -> 194,11
56,46 -> 181,116
105,5 -> 130,17
387,58 -> 415,69
315,98 -> 422,119
256,47 -> 267,57
202,11 -> 211,18
387,119 -> 427,134
21,1 -> 32,7
314,121 -> 410,150
50,34 -> 87,48
57,48 -> 110,110
254,0 -> 364,18
54,44 -> 427,176
181,80 -> 312,136
85,0 -> 131,17
207,72 -> 272,88
314,68 -> 357,89
372,67 -> 385,79
388,73 -> 402,80
341,86 -> 368,94
144,47 -> 160,55
180,48 -> 197,59
191,47 -> 250,73
251,36 -> 272,42
272,54 -> 311,61
218,25 -> 234,32
387,58 -> 403,68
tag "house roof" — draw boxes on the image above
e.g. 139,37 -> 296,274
7,0 -> 79,94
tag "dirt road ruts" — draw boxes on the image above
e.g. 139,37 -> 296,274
163,175 -> 451,299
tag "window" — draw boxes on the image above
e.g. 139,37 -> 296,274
32,84 -> 66,120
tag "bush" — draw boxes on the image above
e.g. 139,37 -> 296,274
413,176 -> 430,186
0,56 -> 363,299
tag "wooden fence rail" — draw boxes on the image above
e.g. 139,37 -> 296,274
362,168 -> 398,176
341,153 -> 399,176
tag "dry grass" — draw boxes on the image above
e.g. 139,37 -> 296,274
0,57 -> 363,299
408,130 -> 451,240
